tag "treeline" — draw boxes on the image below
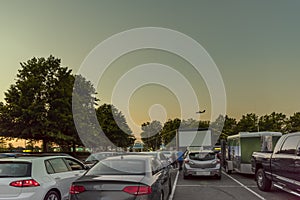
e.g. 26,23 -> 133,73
1,56 -> 299,152
139,112 -> 300,151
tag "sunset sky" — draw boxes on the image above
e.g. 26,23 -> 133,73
1,1 -> 300,134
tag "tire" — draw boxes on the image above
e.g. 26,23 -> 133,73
216,175 -> 221,180
44,190 -> 60,200
256,168 -> 272,191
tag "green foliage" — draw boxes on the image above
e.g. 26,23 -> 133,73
236,113 -> 259,132
95,104 -> 135,149
72,74 -> 103,151
161,118 -> 181,146
141,120 -> 162,151
258,112 -> 287,133
221,115 -> 238,138
286,112 -> 300,133
0,56 -> 98,151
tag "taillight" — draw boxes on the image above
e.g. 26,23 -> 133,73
123,186 -> 152,195
9,179 -> 40,187
69,185 -> 86,194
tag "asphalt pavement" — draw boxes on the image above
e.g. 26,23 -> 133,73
168,169 -> 298,200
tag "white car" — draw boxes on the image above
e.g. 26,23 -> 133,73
182,150 -> 221,179
0,154 -> 88,200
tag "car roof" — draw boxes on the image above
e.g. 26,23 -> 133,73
0,155 -> 74,162
89,151 -> 120,155
138,151 -> 160,155
188,150 -> 214,153
103,154 -> 154,161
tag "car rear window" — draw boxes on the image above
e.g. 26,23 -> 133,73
87,159 -> 145,175
189,152 -> 215,161
0,162 -> 31,177
85,153 -> 115,162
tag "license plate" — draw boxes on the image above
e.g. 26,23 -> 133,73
196,171 -> 210,175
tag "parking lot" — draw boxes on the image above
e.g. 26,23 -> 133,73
169,169 -> 298,200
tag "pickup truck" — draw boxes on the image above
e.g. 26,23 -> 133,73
251,132 -> 300,197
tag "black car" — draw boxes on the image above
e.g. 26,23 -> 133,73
69,154 -> 172,200
252,132 -> 300,197
137,151 -> 170,168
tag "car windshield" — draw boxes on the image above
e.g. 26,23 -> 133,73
189,152 -> 215,161
87,159 -> 146,175
0,162 -> 31,177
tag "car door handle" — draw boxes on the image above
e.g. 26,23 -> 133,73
54,177 -> 61,180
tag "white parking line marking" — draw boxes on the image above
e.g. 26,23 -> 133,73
176,185 -> 257,188
168,171 -> 264,200
168,170 -> 179,200
222,172 -> 266,200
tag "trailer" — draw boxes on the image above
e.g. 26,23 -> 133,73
176,128 -> 213,152
222,131 -> 282,174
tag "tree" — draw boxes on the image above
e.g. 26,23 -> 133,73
95,104 -> 135,150
140,120 -> 162,151
72,74 -> 101,151
236,113 -> 259,132
161,118 -> 181,147
47,67 -> 78,151
0,56 -> 98,151
0,137 -> 6,151
7,143 -> 14,151
286,112 -> 300,133
180,118 -> 201,129
222,115 -> 238,138
259,112 -> 287,133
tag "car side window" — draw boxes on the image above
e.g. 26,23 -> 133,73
159,153 -> 167,160
47,158 -> 70,173
279,136 -> 300,154
45,160 -> 55,174
151,158 -> 162,174
64,158 -> 84,171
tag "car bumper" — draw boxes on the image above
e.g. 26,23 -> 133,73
183,165 -> 221,177
0,193 -> 43,200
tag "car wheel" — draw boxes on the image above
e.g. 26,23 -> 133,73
216,175 -> 221,180
44,190 -> 60,200
256,168 -> 272,191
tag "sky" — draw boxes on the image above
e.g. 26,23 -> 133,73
1,0 -> 300,135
